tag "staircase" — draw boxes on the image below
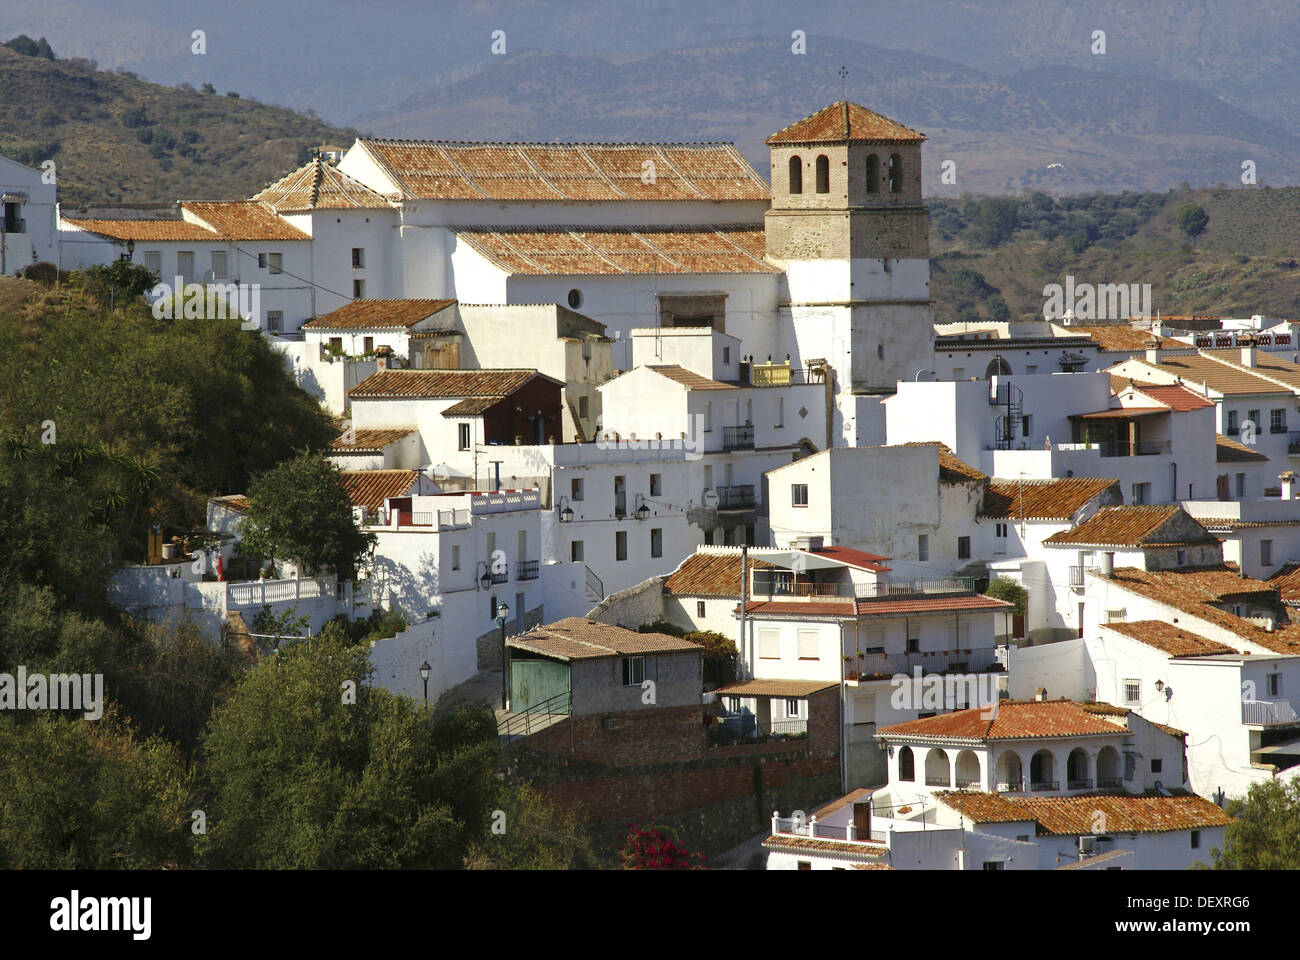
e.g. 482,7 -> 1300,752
990,382 -> 1024,450
585,564 -> 604,603
496,689 -> 572,742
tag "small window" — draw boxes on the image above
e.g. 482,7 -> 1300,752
917,534 -> 929,562
722,346 -> 730,364
567,288 -> 583,309
1268,673 -> 1282,696
1123,679 -> 1141,704
776,396 -> 784,428
982,861 -> 1005,871
1248,409 -> 1261,432
1151,758 -> 1162,773
1177,549 -> 1186,565
898,746 -> 915,781
650,473 -> 662,496
352,247 -> 364,268
363,336 -> 374,354
957,536 -> 971,560
1272,409 -> 1287,433
1226,410 -> 1239,435
1236,473 -> 1245,497
570,477 -> 584,501
458,423 -> 471,451
266,310 -> 283,333
210,250 -> 229,280
578,395 -> 589,420
177,251 -> 195,283
451,544 -> 460,570
877,344 -> 884,360
815,155 -> 829,193
621,656 -> 645,686
1190,830 -> 1200,850
488,593 -> 497,621
352,278 -> 365,298
1261,539 -> 1274,567
907,632 -> 919,653
615,530 -> 627,561
788,155 -> 803,194
703,401 -> 713,432
650,527 -> 662,558
759,628 -> 780,659
797,629 -> 818,660
785,698 -> 801,718
865,154 -> 879,193
888,153 -> 902,193
797,861 -> 811,871
792,483 -> 809,507
143,251 -> 162,276
570,540 -> 584,562
995,522 -> 1008,539
696,601 -> 706,618
1131,482 -> 1150,505
267,252 -> 282,275
1021,414 -> 1033,436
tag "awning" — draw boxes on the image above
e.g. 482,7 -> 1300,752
714,678 -> 838,698
1255,737 -> 1300,756
1070,407 -> 1168,420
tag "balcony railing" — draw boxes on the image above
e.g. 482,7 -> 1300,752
771,817 -> 888,845
1030,780 -> 1059,792
955,777 -> 980,789
749,573 -> 980,604
846,647 -> 1003,681
996,780 -> 1024,793
707,716 -> 808,746
1097,777 -> 1124,789
1069,565 -> 1098,588
858,577 -> 978,598
722,424 -> 755,450
715,484 -> 756,510
1288,432 -> 1300,455
1096,439 -> 1172,458
925,776 -> 951,787
516,559 -> 539,581
1067,778 -> 1093,790
1242,699 -> 1300,726
486,569 -> 508,585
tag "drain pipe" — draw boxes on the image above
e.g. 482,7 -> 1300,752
738,544 -> 749,679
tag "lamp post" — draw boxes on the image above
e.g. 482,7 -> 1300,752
496,600 -> 511,710
419,661 -> 431,705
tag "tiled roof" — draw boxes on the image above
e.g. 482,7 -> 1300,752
811,788 -> 875,820
1216,433 -> 1269,463
982,477 -> 1119,520
358,140 -> 770,202
1105,566 -> 1300,656
645,365 -> 737,390
1266,562 -> 1300,604
937,791 -> 1233,834
1150,721 -> 1187,740
348,369 -> 549,399
761,834 -> 889,858
1043,505 -> 1217,548
1132,384 -> 1215,411
898,441 -> 987,483
1101,620 -> 1238,657
663,552 -> 774,597
452,225 -> 775,276
1070,326 -> 1181,352
878,700 -> 1127,742
714,678 -> 838,698
808,546 -> 892,573
745,594 -> 1014,618
61,216 -> 219,242
252,158 -> 390,211
329,428 -> 415,452
766,101 -> 925,144
1202,348 -> 1300,393
507,617 -> 701,661
210,494 -> 249,513
1130,353 -> 1293,395
339,469 -> 420,510
303,298 -> 456,331
440,396 -> 502,416
180,201 -> 310,240
1055,849 -> 1133,869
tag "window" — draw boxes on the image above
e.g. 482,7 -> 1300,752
621,656 -> 644,686
952,366 -> 965,380
791,483 -> 808,507
703,401 -> 713,432
696,601 -> 706,617
776,396 -> 784,427
703,530 -> 714,545
143,251 -> 162,276
814,154 -> 829,193
567,288 -> 583,309
1150,758 -> 1162,773
1177,549 -> 1186,565
615,531 -> 627,561
865,153 -> 879,193
488,594 -> 497,620
1226,410 -> 1239,435
352,278 -> 365,298
722,346 -> 730,364
1272,408 -> 1287,434
570,540 -> 583,562
451,545 -> 460,570
1237,473 -> 1246,497
907,630 -> 920,653
177,251 -> 195,283
363,336 -> 374,354
266,252 -> 282,275
1268,673 -> 1282,696
650,473 -> 662,496
898,746 -> 915,781
1123,679 -> 1141,704
785,698 -> 801,718
797,629 -> 818,660
1025,365 -> 1037,375
788,155 -> 803,194
329,336 -> 343,353
1190,830 -> 1200,850
1262,539 -> 1274,567
210,250 -> 229,280
1131,482 -> 1150,505
797,861 -> 811,871
266,311 -> 283,333
995,522 -> 1008,538
917,534 -> 929,562
578,395 -> 589,420
759,628 -> 779,659
650,527 -> 662,558
888,153 -> 902,193
982,861 -> 1005,871
1248,409 -> 1261,434
957,536 -> 971,560
1021,414 -> 1033,436
351,247 -> 364,268
458,423 -> 471,450
570,477 -> 584,501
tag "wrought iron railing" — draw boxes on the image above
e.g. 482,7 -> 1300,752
722,424 -> 755,450
716,484 -> 756,509
516,560 -> 539,581
497,688 -> 572,739
1030,780 -> 1059,792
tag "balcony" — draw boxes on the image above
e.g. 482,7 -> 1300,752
1067,778 -> 1093,791
486,569 -> 508,586
1030,780 -> 1059,792
996,780 -> 1024,793
722,424 -> 755,451
1288,432 -> 1300,455
516,559 -> 539,581
955,777 -> 980,789
707,716 -> 808,747
925,776 -> 950,787
1242,699 -> 1300,726
1096,439 -> 1172,458
1097,777 -> 1124,789
846,647 -> 1003,681
715,484 -> 756,510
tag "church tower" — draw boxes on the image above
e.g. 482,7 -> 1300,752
765,102 -> 935,443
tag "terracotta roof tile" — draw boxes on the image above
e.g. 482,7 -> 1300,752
180,201 -> 310,240
983,478 -> 1119,520
744,594 -> 1014,618
303,298 -> 456,331
348,369 -> 551,399
761,834 -> 889,858
1101,620 -> 1238,657
807,546 -> 891,573
1127,352 -> 1293,395
1266,562 -> 1300,604
879,700 -> 1127,742
1202,348 -> 1300,393
899,441 -> 987,483
1216,433 -> 1269,463
61,216 -> 218,242
938,792 -> 1232,835
339,469 -> 420,510
645,365 -> 737,390
359,140 -> 770,202
252,158 -> 390,211
210,494 -> 249,513
507,617 -> 701,661
663,552 -> 774,597
766,101 -> 925,144
453,225 -> 776,276
330,428 -> 415,452
1131,384 -> 1215,411
715,679 -> 838,698
1070,326 -> 1182,353
1043,505 -> 1217,548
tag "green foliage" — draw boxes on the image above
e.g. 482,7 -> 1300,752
984,577 -> 1027,617
0,711 -> 197,868
685,629 -> 738,687
3,35 -> 54,59
79,259 -> 159,304
119,104 -> 149,128
239,451 -> 375,578
638,618 -> 687,638
619,822 -> 705,869
1177,202 -> 1210,239
970,197 -> 1020,247
251,603 -> 311,653
1210,778 -> 1300,869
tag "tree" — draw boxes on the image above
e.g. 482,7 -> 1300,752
79,260 -> 159,305
685,629 -> 738,687
1210,778 -> 1300,869
971,197 -> 1021,247
1177,202 -> 1209,240
985,577 -> 1027,618
238,451 -> 375,579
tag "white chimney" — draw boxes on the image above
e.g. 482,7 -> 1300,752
1099,552 -> 1114,578
1281,471 -> 1296,500
1240,334 -> 1257,367
1144,337 -> 1161,364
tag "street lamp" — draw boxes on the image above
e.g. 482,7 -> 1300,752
496,601 -> 511,710
419,661 -> 431,705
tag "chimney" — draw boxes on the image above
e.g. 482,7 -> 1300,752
1239,333 -> 1257,368
1144,337 -> 1161,364
375,345 -> 393,370
1280,471 -> 1296,500
1099,552 -> 1114,578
